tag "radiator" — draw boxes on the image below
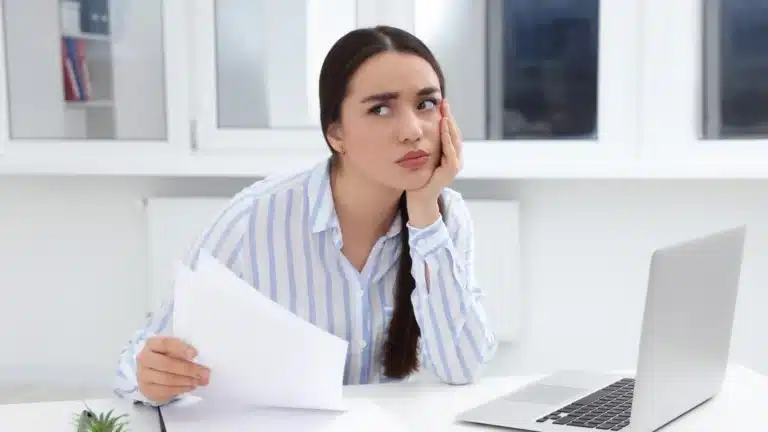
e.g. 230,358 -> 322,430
144,196 -> 522,342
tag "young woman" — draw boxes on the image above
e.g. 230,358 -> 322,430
114,25 -> 498,406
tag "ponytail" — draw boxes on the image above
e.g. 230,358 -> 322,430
382,192 -> 444,378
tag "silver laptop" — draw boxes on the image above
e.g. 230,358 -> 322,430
457,226 -> 746,431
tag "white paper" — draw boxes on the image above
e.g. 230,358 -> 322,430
160,396 -> 410,432
171,250 -> 349,411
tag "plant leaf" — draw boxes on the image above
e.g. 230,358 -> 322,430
71,405 -> 130,432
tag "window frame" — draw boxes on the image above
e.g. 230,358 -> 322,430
375,0 -> 644,177
640,0 -> 768,165
192,0 -> 644,177
0,0 -> 191,168
464,0 -> 641,169
192,0 -> 359,164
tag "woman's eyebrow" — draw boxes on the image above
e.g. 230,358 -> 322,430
360,86 -> 440,103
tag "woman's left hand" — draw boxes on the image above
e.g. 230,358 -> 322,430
406,100 -> 463,226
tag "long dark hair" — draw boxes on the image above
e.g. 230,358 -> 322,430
318,26 -> 446,379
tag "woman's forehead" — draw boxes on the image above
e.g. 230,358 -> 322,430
346,51 -> 441,98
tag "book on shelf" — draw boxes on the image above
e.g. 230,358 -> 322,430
80,0 -> 110,36
61,37 -> 92,102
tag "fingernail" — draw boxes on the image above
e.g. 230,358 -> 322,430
186,348 -> 196,359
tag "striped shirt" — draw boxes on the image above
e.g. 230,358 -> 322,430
114,157 -> 498,405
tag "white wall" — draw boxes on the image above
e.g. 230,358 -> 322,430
143,195 -> 522,346
495,179 -> 768,377
0,176 -> 249,392
1,177 -> 766,396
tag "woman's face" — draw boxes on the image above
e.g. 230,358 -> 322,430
329,51 -> 443,192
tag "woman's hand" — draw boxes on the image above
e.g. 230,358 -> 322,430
406,100 -> 463,227
136,335 -> 210,404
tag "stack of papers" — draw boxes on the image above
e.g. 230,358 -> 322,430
166,250 -> 350,419
160,396 -> 409,431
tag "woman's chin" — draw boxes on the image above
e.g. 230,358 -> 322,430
386,164 -> 436,192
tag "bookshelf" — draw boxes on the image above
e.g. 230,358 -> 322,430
59,0 -> 114,139
0,0 -> 170,143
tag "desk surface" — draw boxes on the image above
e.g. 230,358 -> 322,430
0,363 -> 766,431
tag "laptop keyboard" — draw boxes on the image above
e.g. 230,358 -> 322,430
535,378 -> 634,430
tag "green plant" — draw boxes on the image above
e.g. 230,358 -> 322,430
72,403 -> 130,432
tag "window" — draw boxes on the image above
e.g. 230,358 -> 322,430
411,0 -> 636,167
703,0 -> 768,139
640,0 -> 768,162
212,0 -> 355,130
416,0 -> 604,143
194,0 -> 358,153
1,0 -> 168,140
493,0 -> 599,140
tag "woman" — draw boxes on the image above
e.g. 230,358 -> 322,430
114,25 -> 498,406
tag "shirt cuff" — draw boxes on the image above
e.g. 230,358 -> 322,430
407,216 -> 450,259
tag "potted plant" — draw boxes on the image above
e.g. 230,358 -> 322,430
73,403 -> 130,432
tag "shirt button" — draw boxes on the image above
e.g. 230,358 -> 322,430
360,340 -> 367,349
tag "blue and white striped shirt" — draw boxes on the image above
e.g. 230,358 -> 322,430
114,157 -> 498,405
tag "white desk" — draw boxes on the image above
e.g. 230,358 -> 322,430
0,363 -> 765,431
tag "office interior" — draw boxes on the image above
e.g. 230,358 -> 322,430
0,0 -> 767,404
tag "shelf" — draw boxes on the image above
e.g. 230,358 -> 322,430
0,148 -> 329,178
3,148 -> 768,179
61,32 -> 110,42
64,100 -> 113,109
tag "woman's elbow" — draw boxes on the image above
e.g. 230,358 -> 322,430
442,341 -> 500,385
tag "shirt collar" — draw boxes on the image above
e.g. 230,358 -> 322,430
307,157 -> 402,239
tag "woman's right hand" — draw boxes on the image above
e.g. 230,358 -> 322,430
136,335 -> 210,404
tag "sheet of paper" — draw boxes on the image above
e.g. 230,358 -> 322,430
160,396 -> 410,432
171,250 -> 349,411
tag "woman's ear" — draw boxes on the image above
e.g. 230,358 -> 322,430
326,122 -> 345,154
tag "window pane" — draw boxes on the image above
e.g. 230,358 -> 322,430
2,0 -> 167,140
214,0 -> 356,129
495,0 -> 599,140
414,0 -> 487,140
703,0 -> 768,139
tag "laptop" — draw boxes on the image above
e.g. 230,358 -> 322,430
457,225 -> 746,431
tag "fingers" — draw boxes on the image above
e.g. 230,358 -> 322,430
440,101 -> 462,169
139,364 -> 199,388
442,101 -> 461,145
441,116 -> 455,159
146,335 -> 197,360
138,349 -> 209,381
137,338 -> 211,404
439,120 -> 459,177
443,101 -> 462,164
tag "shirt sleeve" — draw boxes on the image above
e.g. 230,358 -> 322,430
113,194 -> 254,406
408,190 -> 499,384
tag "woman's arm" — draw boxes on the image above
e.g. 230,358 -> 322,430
113,298 -> 176,406
113,195 -> 253,405
407,190 -> 499,384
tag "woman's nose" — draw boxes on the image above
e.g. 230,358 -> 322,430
397,110 -> 423,143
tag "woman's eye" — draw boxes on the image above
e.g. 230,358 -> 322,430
419,99 -> 439,110
369,105 -> 390,115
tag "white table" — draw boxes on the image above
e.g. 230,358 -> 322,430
0,363 -> 765,431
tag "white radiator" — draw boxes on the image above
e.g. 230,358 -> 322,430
144,196 -> 522,342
